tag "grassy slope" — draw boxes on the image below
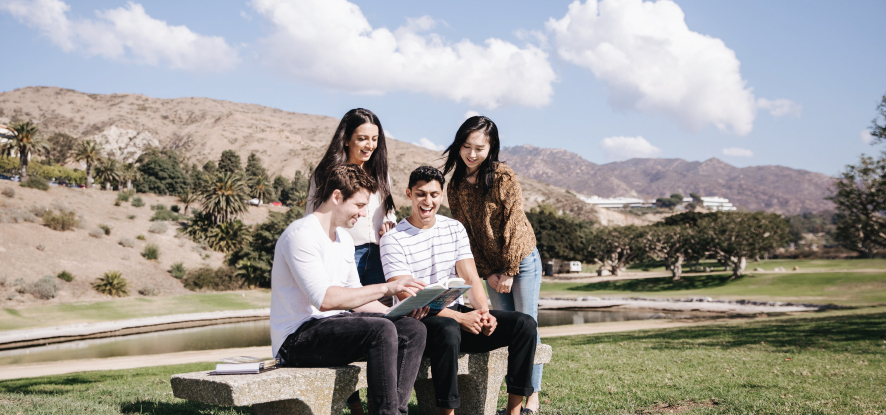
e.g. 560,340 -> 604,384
0,310 -> 883,414
0,291 -> 271,331
541,271 -> 886,305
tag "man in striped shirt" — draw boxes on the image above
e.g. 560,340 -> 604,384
380,166 -> 538,415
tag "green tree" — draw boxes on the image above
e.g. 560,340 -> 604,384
203,160 -> 218,175
94,158 -> 122,191
134,148 -> 190,196
201,171 -> 249,223
245,152 -> 267,180
119,162 -> 141,191
526,204 -> 592,262
73,140 -> 103,189
644,225 -> 698,280
0,155 -> 20,176
655,193 -> 684,209
228,207 -> 304,287
826,154 -> 886,257
178,189 -> 198,215
218,150 -> 241,174
868,93 -> 886,145
45,132 -> 78,165
698,211 -> 791,277
1,121 -> 49,182
585,225 -> 648,276
249,173 -> 273,205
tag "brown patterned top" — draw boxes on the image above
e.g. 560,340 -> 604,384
447,163 -> 536,279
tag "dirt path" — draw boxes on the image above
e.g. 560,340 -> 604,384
543,268 -> 886,284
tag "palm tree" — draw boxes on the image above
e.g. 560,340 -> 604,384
178,190 -> 198,215
201,172 -> 249,224
94,158 -> 122,191
73,140 -> 103,189
249,173 -> 273,205
120,162 -> 141,191
0,121 -> 49,182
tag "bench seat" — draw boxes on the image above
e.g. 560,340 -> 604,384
171,344 -> 552,415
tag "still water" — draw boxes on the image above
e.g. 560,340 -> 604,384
0,309 -> 699,365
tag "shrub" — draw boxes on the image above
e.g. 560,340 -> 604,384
136,234 -> 146,240
142,243 -> 159,260
6,294 -> 15,301
181,266 -> 244,291
118,238 -> 135,248
148,222 -> 168,234
169,262 -> 186,279
150,204 -> 166,211
170,204 -> 180,213
22,275 -> 59,300
98,224 -> 112,235
29,204 -> 48,217
20,177 -> 49,191
1,187 -> 13,198
114,199 -> 122,206
56,270 -> 74,282
36,243 -> 45,251
43,210 -> 79,231
127,214 -> 136,220
131,196 -> 145,207
94,271 -> 129,297
88,227 -> 105,238
116,191 -> 131,202
0,275 -> 5,286
138,285 -> 159,296
150,208 -> 182,222
50,199 -> 67,212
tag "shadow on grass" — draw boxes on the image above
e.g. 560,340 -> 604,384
568,273 -> 740,292
0,372 -> 107,395
120,400 -> 251,414
558,313 -> 886,352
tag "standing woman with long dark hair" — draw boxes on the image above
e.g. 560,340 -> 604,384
443,115 -> 543,414
306,108 -> 397,414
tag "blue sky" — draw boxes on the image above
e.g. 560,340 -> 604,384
0,0 -> 884,176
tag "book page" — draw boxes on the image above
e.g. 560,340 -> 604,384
385,287 -> 447,317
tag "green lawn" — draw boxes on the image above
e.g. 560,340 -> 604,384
0,291 -> 271,332
541,271 -> 886,305
1,310 -> 883,414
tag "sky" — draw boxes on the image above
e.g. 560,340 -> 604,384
0,0 -> 884,176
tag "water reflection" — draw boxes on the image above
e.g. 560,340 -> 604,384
0,309 -> 703,366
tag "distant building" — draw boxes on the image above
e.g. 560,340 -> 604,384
683,196 -> 737,211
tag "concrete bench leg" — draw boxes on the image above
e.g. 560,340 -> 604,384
252,367 -> 362,415
415,350 -> 509,415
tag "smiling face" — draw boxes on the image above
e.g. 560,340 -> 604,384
345,122 -> 380,167
459,130 -> 490,175
333,188 -> 370,229
406,179 -> 443,229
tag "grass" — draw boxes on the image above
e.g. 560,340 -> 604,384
541,271 -> 886,305
0,291 -> 271,331
0,311 -> 883,414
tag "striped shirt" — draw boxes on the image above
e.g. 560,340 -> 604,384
380,215 -> 474,305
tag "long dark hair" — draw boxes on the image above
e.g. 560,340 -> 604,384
442,115 -> 500,195
311,108 -> 394,212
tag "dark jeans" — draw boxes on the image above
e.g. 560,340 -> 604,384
355,243 -> 386,286
278,312 -> 426,415
422,305 -> 537,409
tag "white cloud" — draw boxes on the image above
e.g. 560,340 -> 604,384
757,98 -> 801,118
414,138 -> 446,152
0,0 -> 239,72
547,0 -> 757,135
250,0 -> 557,109
861,129 -> 874,144
464,110 -> 481,119
600,136 -> 661,161
239,10 -> 252,21
722,147 -> 753,157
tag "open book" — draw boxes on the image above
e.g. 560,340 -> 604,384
384,278 -> 472,317
210,356 -> 279,375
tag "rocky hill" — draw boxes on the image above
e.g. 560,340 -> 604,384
501,145 -> 835,215
0,87 -> 653,225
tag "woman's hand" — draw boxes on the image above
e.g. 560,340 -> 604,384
487,274 -> 501,291
379,221 -> 396,236
496,275 -> 514,294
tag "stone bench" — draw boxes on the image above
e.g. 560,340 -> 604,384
171,344 -> 552,415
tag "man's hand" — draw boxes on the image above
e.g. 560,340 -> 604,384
379,221 -> 396,236
384,278 -> 426,298
455,310 -> 486,334
408,306 -> 430,320
477,309 -> 497,336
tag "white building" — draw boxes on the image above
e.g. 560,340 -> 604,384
683,196 -> 737,211
579,195 -> 654,209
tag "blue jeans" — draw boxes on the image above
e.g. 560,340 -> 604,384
355,243 -> 386,286
486,248 -> 543,392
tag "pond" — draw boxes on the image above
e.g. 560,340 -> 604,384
0,309 -> 703,365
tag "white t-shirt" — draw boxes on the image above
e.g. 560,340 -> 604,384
380,215 -> 474,306
270,214 -> 361,358
306,176 -> 397,246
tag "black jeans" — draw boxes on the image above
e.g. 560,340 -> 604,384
278,312 -> 426,415
421,305 -> 538,409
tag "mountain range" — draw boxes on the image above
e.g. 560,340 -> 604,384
500,145 -> 835,215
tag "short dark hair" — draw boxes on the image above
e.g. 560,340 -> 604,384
408,166 -> 445,189
316,164 -> 378,206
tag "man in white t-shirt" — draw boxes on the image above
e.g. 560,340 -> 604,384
380,166 -> 538,415
271,164 -> 429,415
